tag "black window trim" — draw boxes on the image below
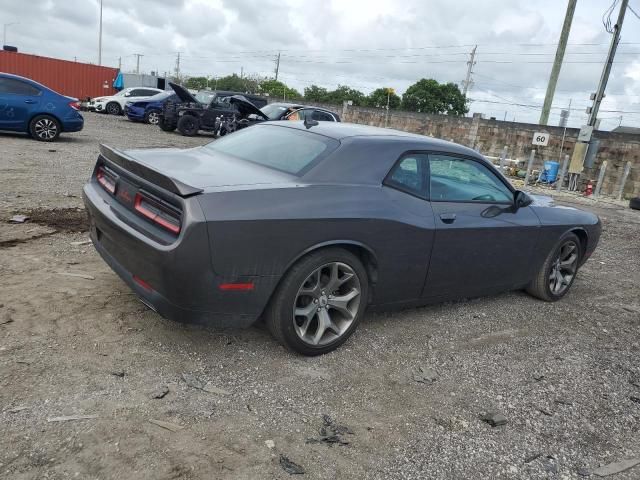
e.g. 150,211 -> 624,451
427,151 -> 515,205
382,151 -> 430,201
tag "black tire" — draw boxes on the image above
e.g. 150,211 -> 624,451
144,109 -> 161,125
630,197 -> 640,211
526,233 -> 582,302
29,115 -> 61,142
265,248 -> 369,356
177,115 -> 199,136
158,116 -> 176,132
106,102 -> 122,115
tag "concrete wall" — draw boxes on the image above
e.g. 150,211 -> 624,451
304,101 -> 640,198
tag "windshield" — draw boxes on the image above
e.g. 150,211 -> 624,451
195,91 -> 215,104
204,125 -> 338,176
260,104 -> 291,120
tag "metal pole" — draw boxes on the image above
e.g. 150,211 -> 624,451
524,149 -> 536,186
134,53 -> 143,74
539,0 -> 576,125
593,160 -> 608,197
462,45 -> 477,97
499,145 -> 508,174
556,154 -> 570,191
98,0 -> 103,65
616,161 -> 631,200
588,0 -> 628,126
275,52 -> 280,81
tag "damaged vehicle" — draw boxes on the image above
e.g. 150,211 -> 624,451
83,122 -> 601,356
159,83 -> 268,136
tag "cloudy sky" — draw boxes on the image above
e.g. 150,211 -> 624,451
2,0 -> 640,129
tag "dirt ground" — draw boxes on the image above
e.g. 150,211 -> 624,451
1,113 -> 640,480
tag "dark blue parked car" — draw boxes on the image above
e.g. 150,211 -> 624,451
125,91 -> 177,125
0,72 -> 84,141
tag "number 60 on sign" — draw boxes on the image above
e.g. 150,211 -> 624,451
532,132 -> 550,146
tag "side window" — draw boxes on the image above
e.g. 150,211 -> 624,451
0,78 -> 41,96
312,110 -> 335,121
142,89 -> 160,96
429,154 -> 512,203
384,154 -> 429,199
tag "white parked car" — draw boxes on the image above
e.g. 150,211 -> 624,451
89,87 -> 163,115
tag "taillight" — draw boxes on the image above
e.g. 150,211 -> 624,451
69,101 -> 80,111
134,192 -> 181,234
96,166 -> 116,194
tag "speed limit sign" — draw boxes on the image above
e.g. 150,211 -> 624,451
532,132 -> 550,146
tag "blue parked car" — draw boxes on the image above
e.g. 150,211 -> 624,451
0,72 -> 84,142
125,91 -> 178,125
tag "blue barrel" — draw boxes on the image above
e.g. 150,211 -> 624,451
540,161 -> 560,183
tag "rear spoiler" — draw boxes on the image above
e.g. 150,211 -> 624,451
98,144 -> 203,197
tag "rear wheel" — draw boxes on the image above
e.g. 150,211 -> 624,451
144,109 -> 160,125
29,115 -> 61,142
158,116 -> 176,132
526,233 -> 581,301
177,115 -> 199,136
266,248 -> 368,356
106,102 -> 121,115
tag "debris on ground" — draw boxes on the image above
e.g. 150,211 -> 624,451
524,452 -> 543,463
629,396 -> 640,404
533,373 -> 545,381
0,313 -> 13,325
110,369 -> 125,378
265,439 -> 275,449
8,215 -> 29,224
538,407 -> 553,416
70,240 -> 92,246
181,373 -> 230,395
413,365 -> 438,384
577,466 -> 591,477
56,272 -> 95,280
480,412 -> 508,427
554,398 -> 573,406
150,386 -> 170,399
148,419 -> 183,432
8,406 -> 29,414
591,458 -> 640,477
279,455 -> 305,475
47,414 -> 99,422
306,414 -> 353,446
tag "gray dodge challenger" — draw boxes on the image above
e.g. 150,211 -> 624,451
83,121 -> 601,355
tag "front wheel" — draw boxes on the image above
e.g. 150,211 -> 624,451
106,102 -> 122,115
526,233 -> 582,301
144,109 -> 160,125
29,115 -> 61,142
177,115 -> 199,136
265,248 -> 368,356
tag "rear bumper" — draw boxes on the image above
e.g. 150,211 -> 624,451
62,117 -> 84,132
83,182 -> 273,328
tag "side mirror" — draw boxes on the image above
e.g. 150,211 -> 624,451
124,92 -> 131,97
514,190 -> 533,209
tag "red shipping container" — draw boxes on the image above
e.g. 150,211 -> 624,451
0,51 -> 119,99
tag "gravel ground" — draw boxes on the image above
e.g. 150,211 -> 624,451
1,113 -> 639,480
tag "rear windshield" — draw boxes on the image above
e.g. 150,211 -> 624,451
260,104 -> 290,120
204,125 -> 338,176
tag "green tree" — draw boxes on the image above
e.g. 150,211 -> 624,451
401,79 -> 468,115
366,87 -> 401,109
214,74 -> 259,93
185,76 -> 209,90
304,85 -> 329,102
325,85 -> 366,106
259,79 -> 301,100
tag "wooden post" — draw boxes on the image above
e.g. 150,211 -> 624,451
556,154 -> 570,191
593,160 -> 608,197
616,161 -> 631,200
524,149 -> 536,186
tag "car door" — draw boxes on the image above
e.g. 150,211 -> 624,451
422,153 -> 540,299
0,77 -> 42,131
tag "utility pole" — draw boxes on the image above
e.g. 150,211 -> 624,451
133,53 -> 143,74
539,0 -> 576,125
98,0 -> 103,65
174,52 -> 181,82
587,0 -> 628,126
240,66 -> 244,79
461,45 -> 477,97
118,56 -> 121,70
274,51 -> 281,81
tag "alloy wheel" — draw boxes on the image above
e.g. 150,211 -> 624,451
148,112 -> 159,124
34,118 -> 58,140
107,103 -> 120,115
293,262 -> 361,346
549,240 -> 579,295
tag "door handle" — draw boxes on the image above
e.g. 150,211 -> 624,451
24,99 -> 37,104
439,213 -> 456,224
